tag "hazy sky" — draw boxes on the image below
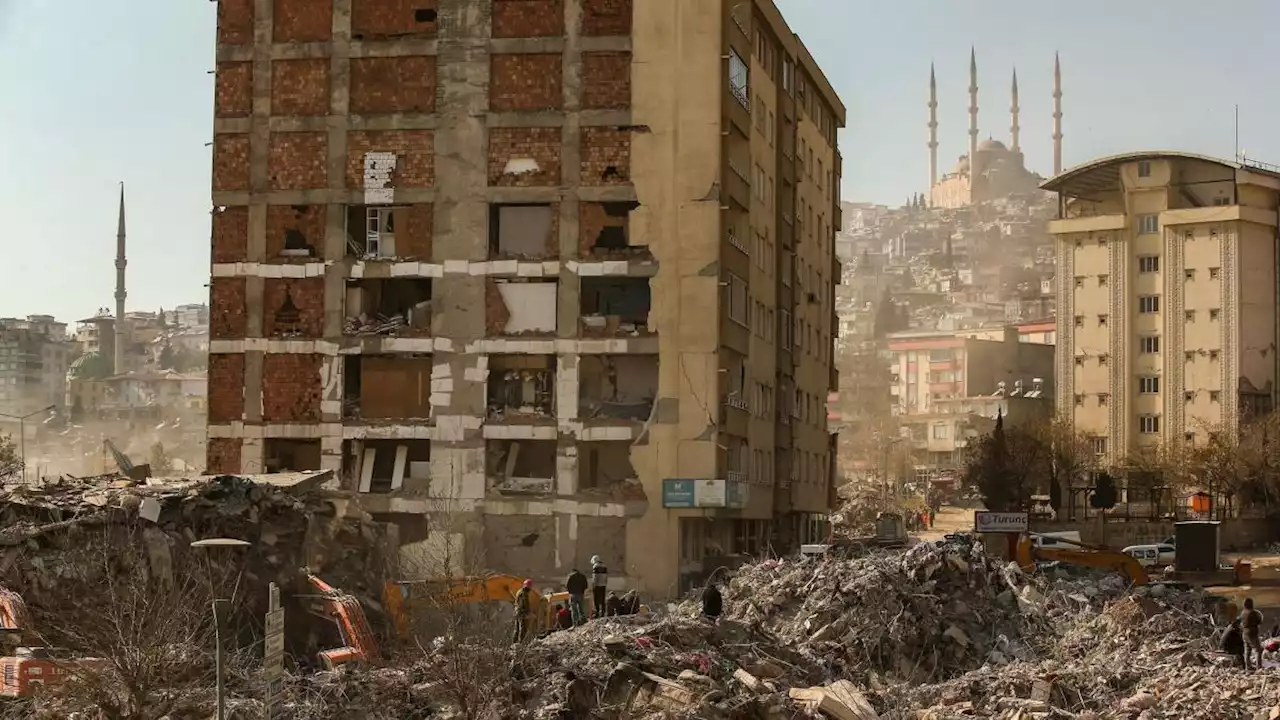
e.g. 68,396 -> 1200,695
2,0 -> 1279,322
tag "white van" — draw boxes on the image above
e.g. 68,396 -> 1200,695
1122,543 -> 1176,567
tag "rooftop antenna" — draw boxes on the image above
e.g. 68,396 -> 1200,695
1234,104 -> 1240,162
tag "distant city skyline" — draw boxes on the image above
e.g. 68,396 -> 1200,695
4,0 -> 1280,320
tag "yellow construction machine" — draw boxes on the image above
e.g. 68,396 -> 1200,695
1014,533 -> 1150,585
384,574 -> 555,638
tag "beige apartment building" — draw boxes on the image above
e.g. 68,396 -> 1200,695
886,324 -> 1053,472
1045,152 -> 1280,463
206,0 -> 843,597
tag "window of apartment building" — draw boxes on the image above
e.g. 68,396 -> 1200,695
1137,215 -> 1159,235
1137,255 -> 1160,273
755,97 -> 766,130
780,309 -> 792,348
1138,415 -> 1160,434
1138,295 -> 1160,313
1074,315 -> 1084,328
782,58 -> 793,94
1098,274 -> 1108,287
817,159 -> 824,189
1091,437 -> 1107,455
1074,356 -> 1084,366
1209,308 -> 1220,321
1209,349 -> 1220,361
1074,394 -> 1084,406
1138,160 -> 1152,177
1209,267 -> 1221,280
1098,354 -> 1109,366
1184,351 -> 1195,362
1184,432 -> 1196,444
932,424 -> 949,439
1097,314 -> 1108,327
728,49 -> 749,108
1140,336 -> 1160,353
1185,269 -> 1196,281
1074,276 -> 1084,289
1138,376 -> 1160,394
1212,196 -> 1231,206
1184,391 -> 1194,402
727,274 -> 748,325
767,111 -> 774,146
1208,390 -> 1221,403
808,148 -> 814,179
1098,393 -> 1109,406
1185,310 -> 1196,322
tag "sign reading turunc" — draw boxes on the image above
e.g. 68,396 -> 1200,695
973,511 -> 1028,533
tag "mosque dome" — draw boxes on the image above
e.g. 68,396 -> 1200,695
977,138 -> 1008,152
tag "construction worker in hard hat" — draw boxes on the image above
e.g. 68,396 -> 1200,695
513,578 -> 534,643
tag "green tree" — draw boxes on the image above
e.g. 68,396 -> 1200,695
961,412 -> 1045,512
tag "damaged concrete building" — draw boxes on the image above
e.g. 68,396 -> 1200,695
207,0 -> 843,596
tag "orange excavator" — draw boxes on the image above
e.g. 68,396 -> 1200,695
1014,533 -> 1150,585
303,573 -> 381,669
383,574 -> 550,638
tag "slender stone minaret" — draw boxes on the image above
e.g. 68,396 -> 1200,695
114,183 -> 127,375
968,48 -> 979,176
1053,52 -> 1063,175
928,63 -> 938,189
1010,68 -> 1021,153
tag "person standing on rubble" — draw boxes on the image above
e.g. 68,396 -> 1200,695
555,603 -> 572,630
513,579 -> 534,643
564,567 -> 589,626
590,555 -> 608,619
1241,597 -> 1265,670
701,580 -> 723,624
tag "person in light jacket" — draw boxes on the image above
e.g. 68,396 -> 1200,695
590,555 -> 608,618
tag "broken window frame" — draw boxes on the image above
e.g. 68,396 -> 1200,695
488,203 -> 556,258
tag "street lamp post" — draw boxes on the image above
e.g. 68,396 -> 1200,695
0,405 -> 55,483
191,538 -> 251,720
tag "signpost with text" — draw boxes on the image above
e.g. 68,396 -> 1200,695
263,583 -> 284,719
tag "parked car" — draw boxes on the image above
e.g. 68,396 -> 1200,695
1122,543 -> 1176,567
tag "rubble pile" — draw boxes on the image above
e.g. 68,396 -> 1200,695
0,473 -> 393,620
726,537 -> 1050,682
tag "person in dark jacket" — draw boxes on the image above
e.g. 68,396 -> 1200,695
590,555 -> 608,618
1223,618 -> 1245,667
701,582 -> 723,623
564,568 -> 588,626
513,579 -> 534,643
605,592 -> 621,617
620,590 -> 640,616
555,603 -> 572,630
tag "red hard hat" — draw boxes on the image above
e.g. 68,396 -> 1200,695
523,579 -> 534,588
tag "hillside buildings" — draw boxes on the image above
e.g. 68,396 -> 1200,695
205,0 -> 843,596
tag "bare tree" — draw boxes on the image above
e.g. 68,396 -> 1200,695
1030,417 -> 1096,517
10,524 -> 236,720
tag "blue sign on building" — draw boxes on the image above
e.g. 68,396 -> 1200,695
662,479 -> 696,508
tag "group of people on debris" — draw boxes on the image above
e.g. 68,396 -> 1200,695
1220,597 -> 1276,670
511,556 -> 728,641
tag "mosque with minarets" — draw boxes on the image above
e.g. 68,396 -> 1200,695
927,49 -> 1064,209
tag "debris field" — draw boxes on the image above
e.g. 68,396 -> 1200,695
2,475 -> 1279,719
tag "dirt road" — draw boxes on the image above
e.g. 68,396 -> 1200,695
917,505 -> 976,542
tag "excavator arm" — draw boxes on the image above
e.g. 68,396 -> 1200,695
304,573 -> 380,668
1015,536 -> 1150,585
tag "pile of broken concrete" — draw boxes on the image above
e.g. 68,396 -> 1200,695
0,472 -> 393,623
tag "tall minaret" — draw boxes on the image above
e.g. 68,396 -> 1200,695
114,183 -> 127,375
1010,68 -> 1021,153
968,48 -> 979,176
928,63 -> 939,189
1053,52 -> 1063,174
